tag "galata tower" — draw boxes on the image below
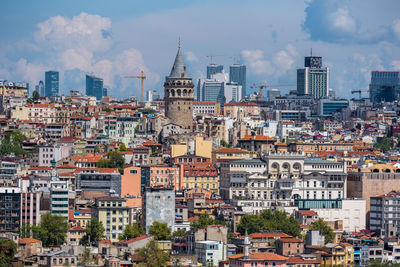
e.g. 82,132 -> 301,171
164,41 -> 194,129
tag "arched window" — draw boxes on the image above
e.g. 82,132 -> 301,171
177,89 -> 181,96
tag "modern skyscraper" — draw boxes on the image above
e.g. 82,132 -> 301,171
45,71 -> 59,97
86,75 -> 104,100
207,64 -> 223,79
146,90 -> 161,102
164,42 -> 194,129
297,52 -> 329,99
229,64 -> 246,97
369,71 -> 400,103
34,80 -> 44,96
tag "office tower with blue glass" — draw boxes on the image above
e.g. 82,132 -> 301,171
207,64 -> 223,79
45,71 -> 59,97
86,75 -> 104,100
369,71 -> 400,103
229,64 -> 246,97
297,53 -> 329,99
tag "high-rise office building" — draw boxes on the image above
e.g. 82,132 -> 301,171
35,80 -> 44,97
207,64 -> 223,79
297,53 -> 329,99
369,71 -> 400,103
45,71 -> 59,97
229,64 -> 246,97
146,90 -> 161,102
86,75 -> 104,100
103,88 -> 108,97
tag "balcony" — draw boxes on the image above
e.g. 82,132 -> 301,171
277,179 -> 294,190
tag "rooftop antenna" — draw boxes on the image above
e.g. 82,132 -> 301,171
310,48 -> 312,57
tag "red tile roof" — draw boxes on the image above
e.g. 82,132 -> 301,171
249,232 -> 292,239
69,226 -> 85,231
239,135 -> 276,141
19,238 -> 41,245
229,252 -> 287,261
279,238 -> 303,243
286,257 -> 320,264
116,235 -> 152,244
298,210 -> 318,216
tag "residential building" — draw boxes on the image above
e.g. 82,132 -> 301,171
86,74 -> 104,100
182,164 -> 218,193
143,186 -> 175,233
39,145 -> 71,167
93,197 -> 130,242
76,168 -> 121,195
0,187 -> 21,232
146,90 -> 161,102
370,191 -> 400,238
223,102 -> 260,118
21,191 -> 41,226
322,243 -> 353,267
45,71 -> 59,97
275,238 -> 304,256
50,180 -> 70,220
195,240 -> 226,266
193,101 -> 218,116
369,71 -> 400,103
68,226 -> 85,245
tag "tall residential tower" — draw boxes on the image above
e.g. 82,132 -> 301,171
86,75 -> 104,100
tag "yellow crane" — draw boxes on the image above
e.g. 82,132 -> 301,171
124,71 -> 146,102
251,83 -> 296,101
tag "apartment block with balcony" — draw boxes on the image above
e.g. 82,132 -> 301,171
0,187 -> 21,233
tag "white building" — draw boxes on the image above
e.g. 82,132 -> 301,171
193,101 -> 217,116
39,145 -> 71,167
195,240 -> 226,266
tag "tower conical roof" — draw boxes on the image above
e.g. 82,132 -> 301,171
169,41 -> 188,78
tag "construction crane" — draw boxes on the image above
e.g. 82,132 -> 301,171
124,71 -> 146,102
251,83 -> 296,101
206,54 -> 224,65
351,89 -> 369,99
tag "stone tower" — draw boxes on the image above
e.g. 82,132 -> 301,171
164,41 -> 194,129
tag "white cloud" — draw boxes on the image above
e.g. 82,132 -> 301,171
329,7 -> 357,34
185,51 -> 198,62
393,19 -> 400,39
241,45 -> 298,77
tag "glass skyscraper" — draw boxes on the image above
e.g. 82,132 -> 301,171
229,64 -> 246,97
86,75 -> 104,100
297,55 -> 329,99
45,71 -> 59,97
207,64 -> 223,79
369,71 -> 400,103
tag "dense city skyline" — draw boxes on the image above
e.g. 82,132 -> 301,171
1,0 -> 400,99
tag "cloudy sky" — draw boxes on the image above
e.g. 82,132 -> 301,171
1,0 -> 400,99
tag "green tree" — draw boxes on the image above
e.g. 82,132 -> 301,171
172,229 -> 186,238
190,213 -> 227,230
220,140 -> 231,148
310,218 -> 335,244
136,240 -> 169,267
237,209 -> 301,237
149,221 -> 171,240
81,218 -> 105,245
119,223 -> 145,240
32,90 -> 40,101
39,212 -> 69,247
81,247 -> 92,267
0,130 -> 27,156
0,239 -> 17,266
119,143 -> 127,152
103,107 -> 112,112
97,151 -> 125,173
374,137 -> 392,152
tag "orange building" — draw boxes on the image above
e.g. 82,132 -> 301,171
121,166 -> 142,208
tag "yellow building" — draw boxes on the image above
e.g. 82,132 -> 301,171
0,84 -> 28,96
10,106 -> 29,121
171,136 -> 212,159
183,164 -> 219,193
68,226 -> 85,245
322,243 -> 353,267
93,197 -> 130,243
211,147 -> 257,164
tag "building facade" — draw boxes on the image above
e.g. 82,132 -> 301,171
86,74 -> 104,100
297,55 -> 329,99
229,63 -> 246,97
369,71 -> 400,103
45,71 -> 59,97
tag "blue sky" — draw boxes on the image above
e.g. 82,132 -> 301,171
1,0 -> 400,99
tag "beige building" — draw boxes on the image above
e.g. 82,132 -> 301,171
27,103 -> 56,124
347,164 -> 400,213
171,136 -> 212,159
93,197 -> 130,242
